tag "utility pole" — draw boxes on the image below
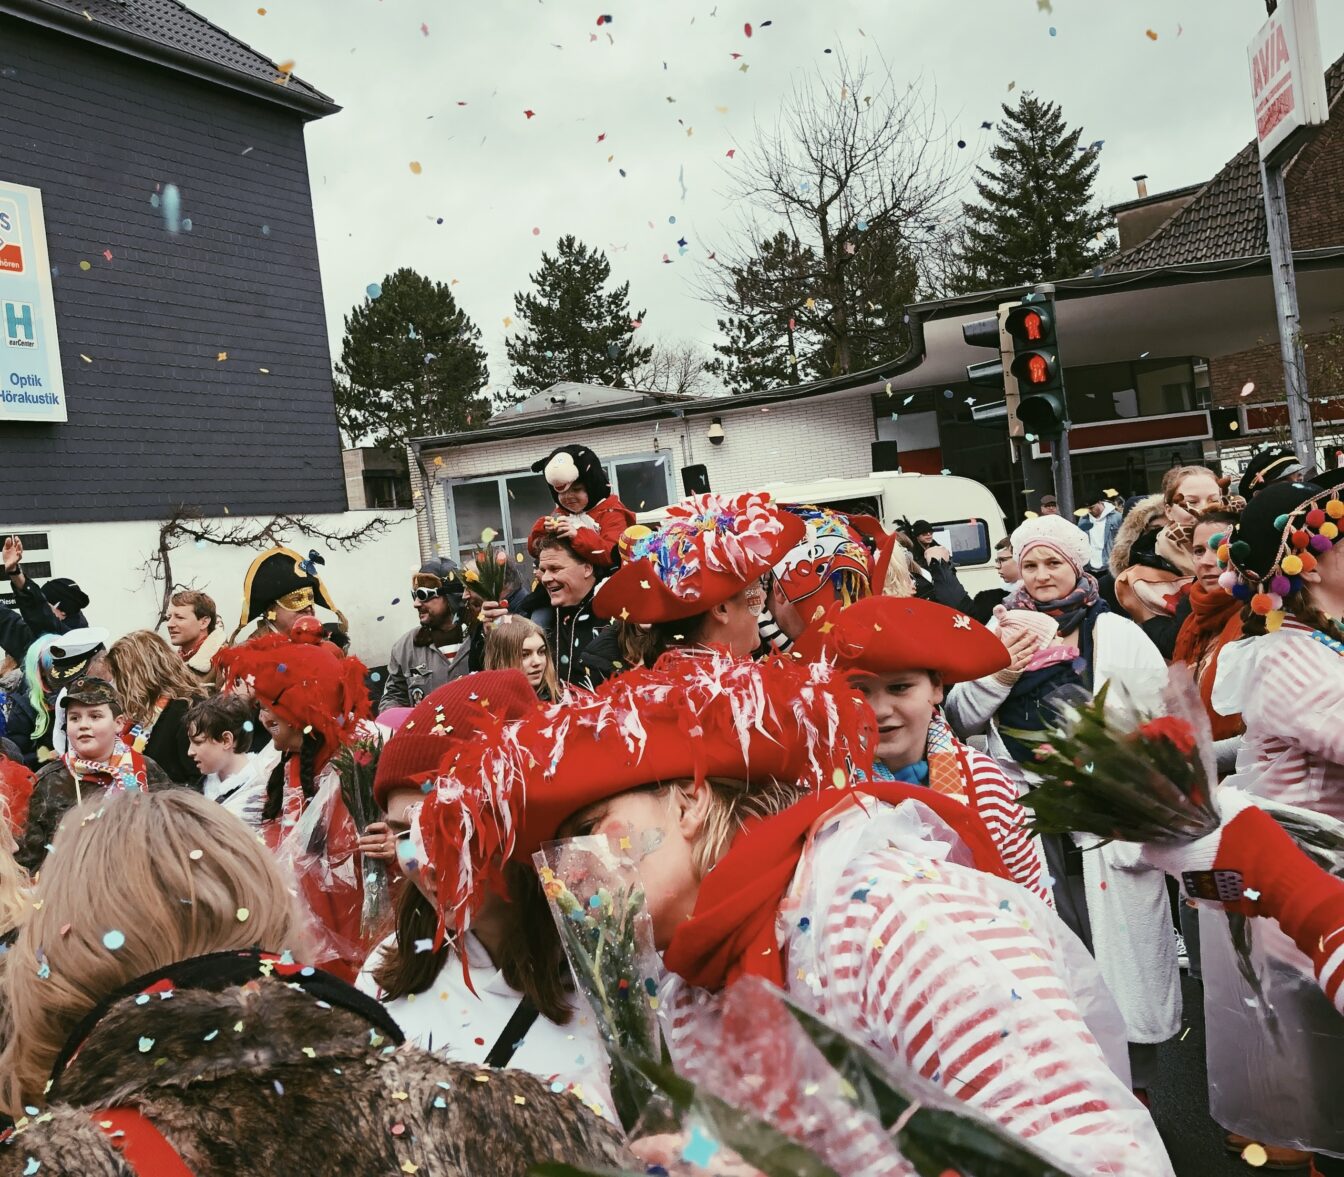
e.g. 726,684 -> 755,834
1248,0 -> 1327,469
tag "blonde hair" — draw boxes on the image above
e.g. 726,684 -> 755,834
0,790 -> 307,1113
106,629 -> 211,726
484,616 -> 560,700
881,545 -> 918,598
0,797 -> 32,940
561,777 -> 805,880
1163,465 -> 1220,505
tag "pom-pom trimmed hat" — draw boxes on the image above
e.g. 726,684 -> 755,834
413,649 -> 875,937
593,491 -> 805,623
1217,478 -> 1344,631
1010,513 -> 1091,576
531,443 -> 612,505
214,627 -> 371,755
373,670 -> 538,811
791,596 -> 1010,685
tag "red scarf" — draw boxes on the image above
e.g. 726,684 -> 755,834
663,782 -> 1010,991
1171,584 -> 1244,742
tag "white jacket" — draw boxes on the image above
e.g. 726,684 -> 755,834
945,611 -> 1181,1044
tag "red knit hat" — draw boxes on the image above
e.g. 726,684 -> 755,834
214,627 -> 371,755
0,757 -> 35,837
372,671 -> 538,811
593,492 -> 806,623
416,649 -> 875,936
791,596 -> 1010,685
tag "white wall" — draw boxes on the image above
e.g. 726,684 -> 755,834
416,389 -> 879,559
6,510 -> 422,667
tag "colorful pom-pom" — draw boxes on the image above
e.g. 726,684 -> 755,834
1217,543 -> 1231,562
1273,513 -> 1291,530
1306,508 -> 1326,529
1269,574 -> 1292,596
1250,593 -> 1275,615
1326,499 -> 1344,520
1230,540 -> 1252,561
1218,570 -> 1239,592
1299,550 -> 1318,574
1322,522 -> 1339,540
1310,533 -> 1332,553
1291,529 -> 1311,550
1231,583 -> 1253,601
1266,610 -> 1287,632
1281,554 -> 1304,576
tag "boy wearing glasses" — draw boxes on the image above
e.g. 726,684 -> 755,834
970,537 -> 1020,623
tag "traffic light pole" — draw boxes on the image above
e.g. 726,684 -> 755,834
1259,155 -> 1317,470
1052,426 -> 1075,519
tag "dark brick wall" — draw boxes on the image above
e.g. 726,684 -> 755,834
1286,96 -> 1344,251
0,17 -> 345,523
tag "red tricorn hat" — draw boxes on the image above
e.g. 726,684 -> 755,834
792,596 -> 1010,685
415,649 -> 875,937
373,670 -> 538,811
593,491 -> 806,623
214,626 -> 371,755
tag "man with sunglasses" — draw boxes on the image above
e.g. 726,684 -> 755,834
377,559 -> 469,713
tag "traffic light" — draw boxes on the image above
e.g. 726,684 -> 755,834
963,301 -> 1023,437
1004,296 -> 1067,437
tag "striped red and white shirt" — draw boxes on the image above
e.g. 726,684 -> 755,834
1214,621 -> 1344,821
663,801 -> 1171,1176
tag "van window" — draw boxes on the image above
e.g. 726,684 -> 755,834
928,519 -> 991,567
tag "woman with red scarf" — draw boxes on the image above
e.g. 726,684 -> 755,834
406,646 -> 1174,1176
1171,509 -> 1244,748
214,620 -> 373,981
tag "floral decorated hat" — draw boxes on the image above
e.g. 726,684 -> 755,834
592,491 -> 806,623
1217,478 -> 1344,630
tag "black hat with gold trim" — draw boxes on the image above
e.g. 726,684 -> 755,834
238,546 -> 346,630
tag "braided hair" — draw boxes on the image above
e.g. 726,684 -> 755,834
260,731 -> 326,823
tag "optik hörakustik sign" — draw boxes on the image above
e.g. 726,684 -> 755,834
0,181 -> 67,423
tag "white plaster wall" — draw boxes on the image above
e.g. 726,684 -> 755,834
4,510 -> 421,667
419,389 -> 878,558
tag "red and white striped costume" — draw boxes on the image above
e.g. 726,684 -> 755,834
663,798 -> 1172,1176
1213,620 -> 1344,821
958,743 -> 1052,905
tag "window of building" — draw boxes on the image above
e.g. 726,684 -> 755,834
610,454 -> 672,512
362,472 -> 412,510
1135,360 -> 1196,416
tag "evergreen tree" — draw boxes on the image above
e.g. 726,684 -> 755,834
335,267 -> 490,453
507,236 -> 653,392
952,93 -> 1114,292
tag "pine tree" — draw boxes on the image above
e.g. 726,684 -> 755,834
507,236 -> 653,392
952,93 -> 1114,292
335,267 -> 490,453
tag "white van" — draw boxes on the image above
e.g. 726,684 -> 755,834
638,473 -> 1008,595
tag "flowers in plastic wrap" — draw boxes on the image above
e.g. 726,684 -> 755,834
463,527 -> 511,602
534,836 -> 667,1135
329,725 -> 390,942
536,978 -> 1079,1177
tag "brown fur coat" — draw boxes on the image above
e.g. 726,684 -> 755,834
0,973 -> 631,1175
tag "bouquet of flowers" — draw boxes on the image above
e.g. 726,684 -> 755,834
462,526 -> 511,603
330,726 -> 390,941
1018,677 -> 1220,846
534,838 -> 668,1135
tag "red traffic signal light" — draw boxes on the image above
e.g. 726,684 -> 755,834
1004,304 -> 1055,348
1011,350 -> 1058,387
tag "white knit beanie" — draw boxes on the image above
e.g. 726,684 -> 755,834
1010,513 -> 1090,575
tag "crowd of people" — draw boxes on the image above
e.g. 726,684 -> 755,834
0,440 -> 1342,1174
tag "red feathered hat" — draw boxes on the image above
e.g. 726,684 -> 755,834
373,671 -> 538,811
593,491 -> 806,623
0,757 -> 35,838
792,596 -> 1010,685
214,625 -> 371,755
414,649 -> 876,937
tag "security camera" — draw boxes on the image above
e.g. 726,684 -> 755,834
707,416 -> 725,446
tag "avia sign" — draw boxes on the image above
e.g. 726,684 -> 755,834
1248,0 -> 1328,162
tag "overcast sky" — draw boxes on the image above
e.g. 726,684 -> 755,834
192,0 -> 1344,395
